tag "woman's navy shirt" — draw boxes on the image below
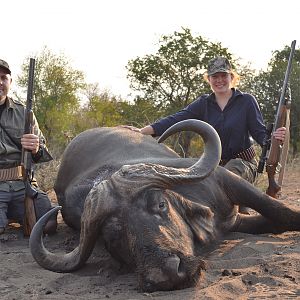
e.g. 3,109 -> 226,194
151,89 -> 266,160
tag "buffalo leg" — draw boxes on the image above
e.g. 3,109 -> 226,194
233,214 -> 292,234
222,173 -> 300,232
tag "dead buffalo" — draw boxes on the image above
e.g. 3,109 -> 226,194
30,119 -> 300,292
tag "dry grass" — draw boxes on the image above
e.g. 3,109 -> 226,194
288,156 -> 300,171
34,158 -> 61,192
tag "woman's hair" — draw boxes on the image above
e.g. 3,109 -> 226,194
203,70 -> 240,88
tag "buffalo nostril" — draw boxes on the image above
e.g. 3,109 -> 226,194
165,255 -> 179,269
140,256 -> 187,292
165,255 -> 185,279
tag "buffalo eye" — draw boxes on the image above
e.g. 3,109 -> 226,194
143,189 -> 168,215
158,201 -> 166,210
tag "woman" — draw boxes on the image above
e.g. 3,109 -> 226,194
124,57 -> 285,211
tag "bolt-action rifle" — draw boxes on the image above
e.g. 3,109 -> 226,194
22,58 -> 38,236
257,40 -> 296,198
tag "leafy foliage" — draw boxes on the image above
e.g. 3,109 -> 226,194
17,47 -> 85,152
127,28 -> 234,112
241,44 -> 300,155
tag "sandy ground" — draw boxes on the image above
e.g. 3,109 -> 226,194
1,166 -> 300,300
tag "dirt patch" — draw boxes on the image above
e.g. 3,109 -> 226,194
1,167 -> 300,300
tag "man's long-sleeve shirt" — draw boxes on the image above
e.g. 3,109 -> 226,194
0,97 -> 52,191
151,89 -> 266,161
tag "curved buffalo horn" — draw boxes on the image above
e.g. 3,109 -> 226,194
30,194 -> 103,272
113,120 -> 221,194
30,206 -> 86,272
30,180 -> 117,272
157,119 -> 221,178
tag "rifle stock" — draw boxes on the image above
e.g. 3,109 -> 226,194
23,181 -> 38,236
263,40 -> 296,198
22,58 -> 38,237
278,110 -> 290,186
265,161 -> 281,198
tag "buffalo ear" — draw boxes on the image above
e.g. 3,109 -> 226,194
170,193 -> 216,244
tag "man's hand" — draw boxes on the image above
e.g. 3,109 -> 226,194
21,133 -> 39,154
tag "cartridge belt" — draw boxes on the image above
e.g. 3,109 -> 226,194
0,166 -> 23,181
219,146 -> 256,166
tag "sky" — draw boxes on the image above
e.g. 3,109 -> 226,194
2,0 -> 299,99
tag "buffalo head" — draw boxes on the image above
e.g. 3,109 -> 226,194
30,120 -> 221,292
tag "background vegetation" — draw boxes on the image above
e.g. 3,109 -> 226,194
13,28 -> 300,190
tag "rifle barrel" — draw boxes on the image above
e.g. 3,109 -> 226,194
273,40 -> 296,130
26,58 -> 35,102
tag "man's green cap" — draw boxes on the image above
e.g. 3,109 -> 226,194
0,59 -> 11,74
